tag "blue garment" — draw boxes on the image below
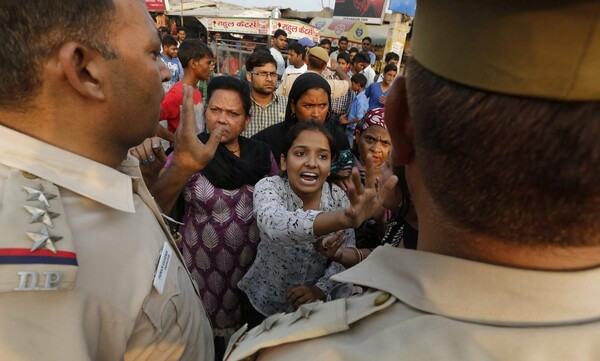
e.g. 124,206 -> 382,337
159,54 -> 183,92
368,51 -> 376,65
347,90 -> 368,136
365,82 -> 391,110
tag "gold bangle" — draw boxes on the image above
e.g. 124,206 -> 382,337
349,247 -> 362,264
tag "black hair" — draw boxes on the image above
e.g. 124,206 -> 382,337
161,35 -> 178,47
362,36 -> 372,43
281,120 -> 338,164
273,29 -> 287,38
1,0 -> 118,107
352,53 -> 370,65
319,38 -> 332,46
351,73 -> 367,88
337,52 -> 351,64
383,64 -> 398,74
178,39 -> 212,69
339,36 -> 349,43
206,76 -> 252,116
349,47 -> 360,54
288,42 -> 306,57
177,26 -> 186,33
245,50 -> 277,72
385,52 -> 400,63
254,45 -> 270,53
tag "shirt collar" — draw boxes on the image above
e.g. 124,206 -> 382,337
0,124 -> 135,213
333,246 -> 600,326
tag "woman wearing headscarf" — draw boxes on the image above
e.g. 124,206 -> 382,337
252,72 -> 352,173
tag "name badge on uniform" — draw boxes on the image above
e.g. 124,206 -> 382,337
153,241 -> 173,294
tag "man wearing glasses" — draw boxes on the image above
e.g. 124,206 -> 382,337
361,36 -> 376,66
242,51 -> 288,137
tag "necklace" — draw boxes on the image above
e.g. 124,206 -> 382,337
228,148 -> 240,153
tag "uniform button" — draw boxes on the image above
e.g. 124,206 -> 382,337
21,171 -> 38,179
373,292 -> 391,306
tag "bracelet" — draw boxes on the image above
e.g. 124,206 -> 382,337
349,247 -> 363,264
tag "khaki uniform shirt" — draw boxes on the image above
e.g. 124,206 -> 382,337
226,245 -> 600,360
276,70 -> 350,100
0,124 -> 213,360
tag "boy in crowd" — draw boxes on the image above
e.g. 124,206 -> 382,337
159,39 -> 214,141
348,52 -> 370,76
339,73 -> 368,145
376,52 -> 400,82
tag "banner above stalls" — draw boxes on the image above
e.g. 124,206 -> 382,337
200,17 -> 319,42
333,0 -> 390,25
145,0 -> 170,11
310,18 -> 368,47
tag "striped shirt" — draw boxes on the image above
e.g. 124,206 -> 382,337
242,93 -> 288,138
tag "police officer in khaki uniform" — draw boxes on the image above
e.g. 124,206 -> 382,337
224,0 -> 600,360
0,0 -> 221,359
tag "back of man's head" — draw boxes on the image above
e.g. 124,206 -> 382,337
178,39 -> 212,69
246,50 -> 277,72
1,0 -> 118,108
405,0 -> 600,246
350,73 -> 367,89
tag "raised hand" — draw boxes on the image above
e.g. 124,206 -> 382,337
344,154 -> 397,228
171,84 -> 225,175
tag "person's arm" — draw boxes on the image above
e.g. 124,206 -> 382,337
159,88 -> 180,121
151,85 -> 225,214
328,58 -> 349,82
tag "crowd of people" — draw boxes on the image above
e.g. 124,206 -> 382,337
1,0 -> 599,361
138,26 -> 408,358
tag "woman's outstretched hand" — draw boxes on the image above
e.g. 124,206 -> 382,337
344,154 -> 398,228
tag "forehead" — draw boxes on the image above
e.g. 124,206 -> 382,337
276,35 -> 287,40
208,89 -> 244,108
254,63 -> 276,71
297,88 -> 329,103
292,130 -> 330,149
362,125 -> 390,138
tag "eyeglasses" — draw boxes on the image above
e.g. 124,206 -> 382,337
250,71 -> 277,79
362,135 -> 392,147
362,42 -> 371,46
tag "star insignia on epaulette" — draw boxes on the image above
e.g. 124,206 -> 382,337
23,185 -> 56,208
288,301 -> 321,325
27,225 -> 63,253
24,205 -> 60,227
252,312 -> 284,339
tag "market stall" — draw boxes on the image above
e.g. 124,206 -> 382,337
198,17 -> 320,77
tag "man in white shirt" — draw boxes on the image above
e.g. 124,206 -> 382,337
360,51 -> 376,86
270,29 -> 288,82
330,36 -> 349,62
280,42 -> 307,87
